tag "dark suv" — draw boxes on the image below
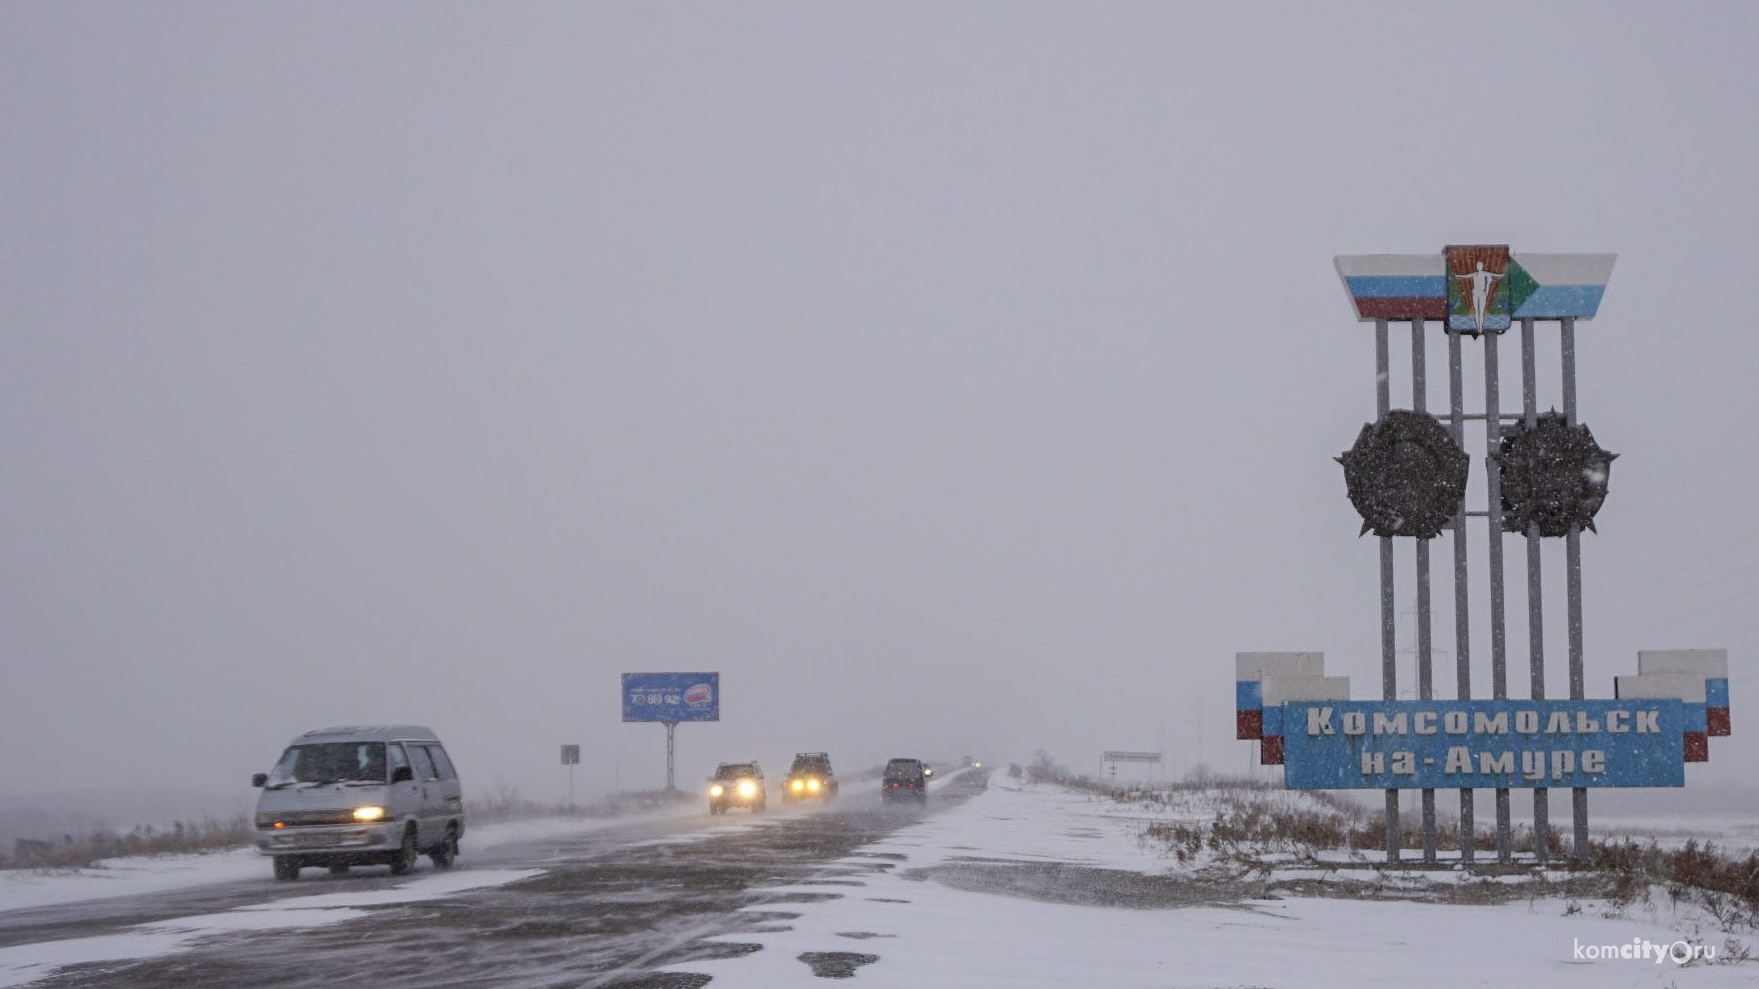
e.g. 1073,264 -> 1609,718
783,752 -> 839,803
707,761 -> 766,814
881,757 -> 931,805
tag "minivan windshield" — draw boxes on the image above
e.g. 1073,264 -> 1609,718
265,742 -> 387,787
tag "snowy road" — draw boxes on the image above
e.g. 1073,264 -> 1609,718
0,772 -> 989,988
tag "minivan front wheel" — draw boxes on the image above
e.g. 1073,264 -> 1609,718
389,827 -> 418,876
272,857 -> 300,881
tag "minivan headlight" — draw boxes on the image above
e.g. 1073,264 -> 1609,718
709,784 -> 725,797
352,806 -> 387,822
737,780 -> 757,798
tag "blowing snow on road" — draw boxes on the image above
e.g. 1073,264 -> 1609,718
3,769 -> 1752,988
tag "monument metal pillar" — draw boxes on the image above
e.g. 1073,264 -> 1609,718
1413,318 -> 1439,864
1375,318 -> 1399,862
1562,316 -> 1590,859
1521,318 -> 1550,863
1447,321 -> 1474,864
1485,329 -> 1513,862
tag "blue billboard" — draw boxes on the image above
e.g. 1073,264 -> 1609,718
622,672 -> 720,723
1280,699 -> 1684,789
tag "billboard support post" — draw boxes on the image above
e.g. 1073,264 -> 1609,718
665,721 -> 678,792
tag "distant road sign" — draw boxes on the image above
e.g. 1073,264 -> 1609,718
561,744 -> 580,765
1103,751 -> 1161,763
622,672 -> 720,722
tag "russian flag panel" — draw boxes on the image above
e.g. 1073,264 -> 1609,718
1335,254 -> 1446,320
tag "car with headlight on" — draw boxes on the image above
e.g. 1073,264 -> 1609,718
782,751 -> 838,803
250,724 -> 464,881
707,761 -> 766,814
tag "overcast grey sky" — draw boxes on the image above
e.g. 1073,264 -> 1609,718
4,3 -> 1754,812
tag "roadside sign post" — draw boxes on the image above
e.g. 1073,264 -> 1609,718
621,672 -> 720,791
1101,750 -> 1162,784
561,744 -> 580,807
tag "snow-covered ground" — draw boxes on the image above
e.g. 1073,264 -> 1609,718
3,776 -> 1752,988
673,774 -> 1756,988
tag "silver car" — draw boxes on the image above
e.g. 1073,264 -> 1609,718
251,725 -> 465,881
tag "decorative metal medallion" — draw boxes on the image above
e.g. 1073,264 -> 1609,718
1338,410 -> 1470,539
1497,411 -> 1616,537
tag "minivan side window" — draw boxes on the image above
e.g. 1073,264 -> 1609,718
408,744 -> 437,782
424,745 -> 457,781
388,743 -> 410,777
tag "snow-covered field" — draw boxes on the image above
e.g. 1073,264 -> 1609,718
3,776 -> 1752,988
1592,816 -> 1759,858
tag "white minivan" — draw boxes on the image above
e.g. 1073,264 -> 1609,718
251,725 -> 465,881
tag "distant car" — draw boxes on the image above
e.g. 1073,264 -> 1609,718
707,761 -> 766,814
881,757 -> 930,805
782,752 -> 839,803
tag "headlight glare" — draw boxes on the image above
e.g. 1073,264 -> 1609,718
352,806 -> 387,822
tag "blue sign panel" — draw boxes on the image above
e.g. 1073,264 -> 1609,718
622,672 -> 720,723
1281,699 -> 1684,789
